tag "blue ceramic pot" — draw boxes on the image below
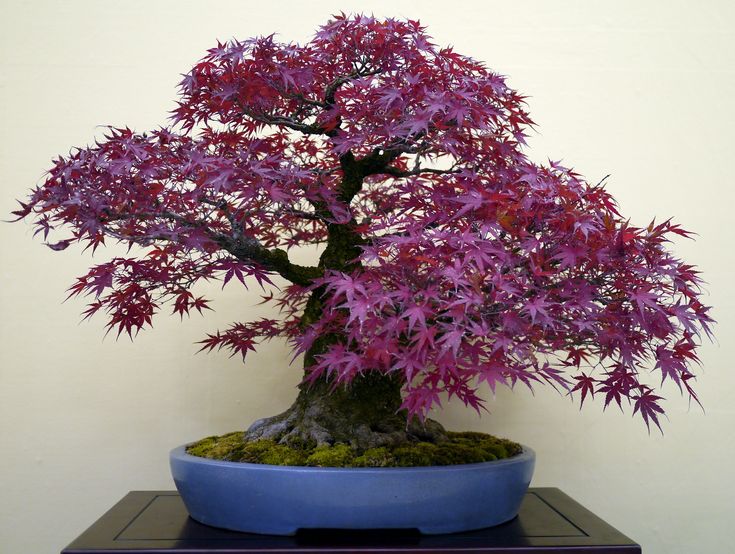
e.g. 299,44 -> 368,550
170,444 -> 535,535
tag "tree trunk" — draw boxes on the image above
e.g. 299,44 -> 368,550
244,371 -> 447,449
244,152 -> 447,449
244,246 -> 447,449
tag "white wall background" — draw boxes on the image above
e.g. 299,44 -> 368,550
1,1 -> 733,553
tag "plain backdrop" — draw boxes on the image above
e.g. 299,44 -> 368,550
1,2 -> 733,553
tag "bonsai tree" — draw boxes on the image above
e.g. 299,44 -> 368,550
13,15 -> 713,450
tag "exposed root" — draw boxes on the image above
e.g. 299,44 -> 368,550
245,373 -> 448,450
244,403 -> 447,450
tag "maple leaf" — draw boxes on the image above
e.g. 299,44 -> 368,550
629,287 -> 660,317
552,245 -> 586,270
477,361 -> 508,394
438,328 -> 464,356
632,387 -> 666,434
570,373 -> 596,408
654,345 -> 684,388
217,259 -> 248,288
8,199 -> 33,222
521,296 -> 551,325
46,239 -> 73,251
402,303 -> 428,333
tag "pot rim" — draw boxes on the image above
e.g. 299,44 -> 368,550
170,443 -> 535,473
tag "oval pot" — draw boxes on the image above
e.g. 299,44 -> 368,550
170,444 -> 535,535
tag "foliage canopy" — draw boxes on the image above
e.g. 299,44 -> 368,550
14,14 -> 714,431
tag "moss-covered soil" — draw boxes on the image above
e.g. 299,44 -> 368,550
186,431 -> 523,467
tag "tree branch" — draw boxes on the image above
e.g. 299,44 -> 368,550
241,109 -> 325,135
324,68 -> 382,106
214,234 -> 322,286
379,166 -> 462,178
336,148 -> 403,204
101,210 -> 322,286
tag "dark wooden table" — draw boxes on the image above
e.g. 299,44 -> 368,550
61,488 -> 641,553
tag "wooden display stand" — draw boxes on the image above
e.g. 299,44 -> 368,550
61,488 -> 641,553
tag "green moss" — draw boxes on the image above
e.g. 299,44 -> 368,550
393,442 -> 438,466
258,444 -> 308,466
433,443 -> 491,465
186,432 -> 245,461
446,431 -> 523,459
186,430 -> 523,467
306,444 -> 354,467
352,447 -> 395,467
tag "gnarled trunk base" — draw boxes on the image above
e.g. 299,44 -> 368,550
244,373 -> 447,450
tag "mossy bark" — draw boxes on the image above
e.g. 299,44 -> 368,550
244,372 -> 447,449
243,151 -> 448,450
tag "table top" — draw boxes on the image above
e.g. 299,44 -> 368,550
61,488 -> 641,553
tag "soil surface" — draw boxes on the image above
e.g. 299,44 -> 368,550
186,430 -> 523,467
